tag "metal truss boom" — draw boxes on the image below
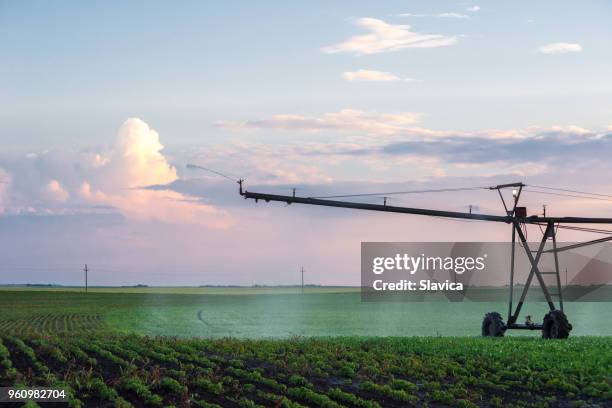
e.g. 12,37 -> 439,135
239,180 -> 612,335
239,182 -> 612,225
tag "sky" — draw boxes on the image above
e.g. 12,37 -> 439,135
1,1 -> 612,285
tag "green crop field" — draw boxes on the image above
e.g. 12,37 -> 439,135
1,334 -> 611,408
0,288 -> 611,338
0,289 -> 610,407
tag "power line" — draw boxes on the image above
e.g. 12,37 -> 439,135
297,182 -> 612,203
523,189 -> 612,202
182,167 -> 517,203
431,215 -> 486,223
181,167 -> 612,206
554,224 -> 612,235
310,185 -> 612,203
186,164 -> 240,182
529,184 -> 612,199
310,186 -> 489,199
154,164 -> 612,204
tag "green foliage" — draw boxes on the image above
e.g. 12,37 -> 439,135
226,366 -> 287,393
256,390 -> 306,408
236,397 -> 263,408
0,332 -> 610,408
118,376 -> 163,406
0,338 -> 13,371
431,389 -> 454,404
89,378 -> 120,401
113,397 -> 134,408
327,387 -> 381,408
390,378 -> 418,393
192,401 -> 222,408
158,377 -> 185,395
287,387 -> 344,408
288,374 -> 312,387
361,381 -> 419,403
195,377 -> 223,395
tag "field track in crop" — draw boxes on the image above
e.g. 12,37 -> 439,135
1,288 -> 611,338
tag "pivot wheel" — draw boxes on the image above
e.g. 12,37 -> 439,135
542,310 -> 572,339
482,312 -> 506,337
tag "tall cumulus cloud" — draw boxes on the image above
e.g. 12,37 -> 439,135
0,118 -> 230,227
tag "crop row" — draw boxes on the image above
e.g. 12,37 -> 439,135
0,314 -> 105,335
0,335 -> 610,407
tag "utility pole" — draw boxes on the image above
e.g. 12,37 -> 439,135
301,266 -> 304,294
84,264 -> 88,294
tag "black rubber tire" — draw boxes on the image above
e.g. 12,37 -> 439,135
482,312 -> 506,337
542,310 -> 572,339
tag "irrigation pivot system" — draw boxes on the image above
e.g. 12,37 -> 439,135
239,180 -> 612,338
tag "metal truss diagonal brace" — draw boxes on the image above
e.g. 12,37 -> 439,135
509,222 -> 556,324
